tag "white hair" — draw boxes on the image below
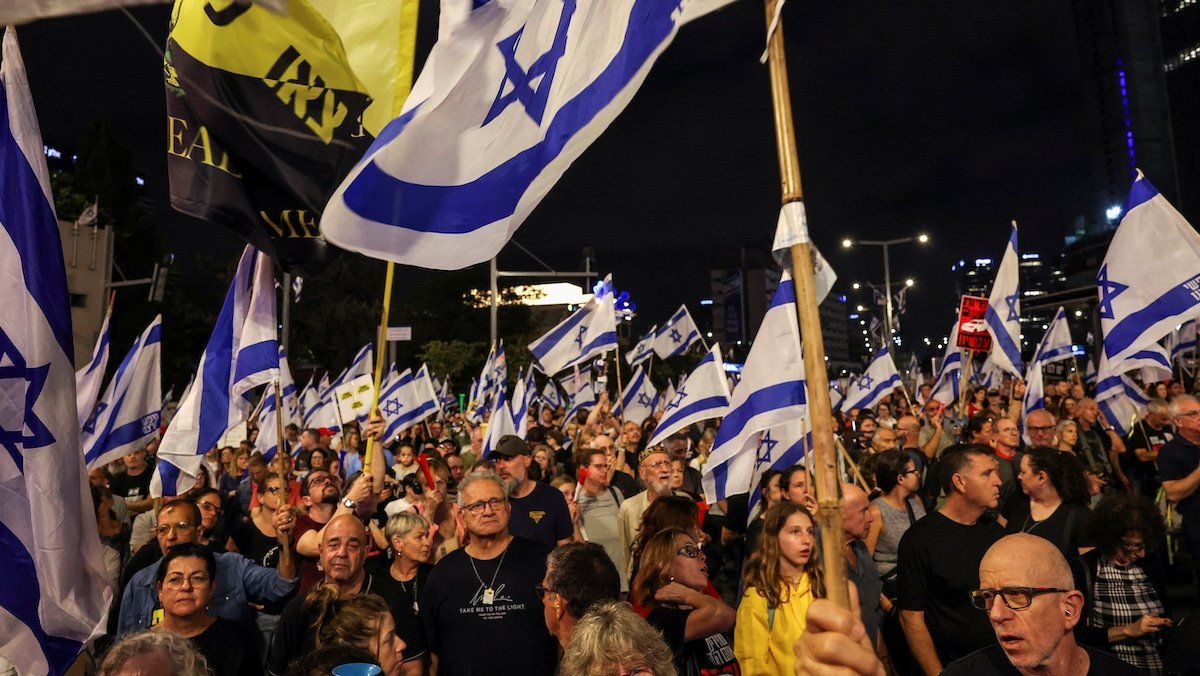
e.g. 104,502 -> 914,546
455,468 -> 509,507
1169,394 -> 1199,419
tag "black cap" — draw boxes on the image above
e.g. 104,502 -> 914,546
491,435 -> 531,458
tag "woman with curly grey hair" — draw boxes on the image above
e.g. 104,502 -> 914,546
559,601 -> 677,676
99,631 -> 209,676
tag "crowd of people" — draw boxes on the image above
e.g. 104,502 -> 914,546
76,372 -> 1200,675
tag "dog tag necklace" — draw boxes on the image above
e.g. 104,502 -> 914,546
469,545 -> 509,605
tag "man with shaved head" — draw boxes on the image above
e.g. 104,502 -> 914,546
842,483 -> 883,649
268,514 -> 379,675
943,534 -> 1140,674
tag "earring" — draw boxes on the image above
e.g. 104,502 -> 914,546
1065,610 -> 1073,616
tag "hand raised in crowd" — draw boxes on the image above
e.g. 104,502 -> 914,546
654,581 -> 701,607
344,474 -> 374,506
794,598 -> 886,676
364,414 -> 386,441
273,506 -> 295,545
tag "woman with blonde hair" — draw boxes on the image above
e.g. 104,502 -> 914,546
374,511 -> 433,674
735,502 -> 824,675
560,600 -> 677,676
631,527 -> 738,674
305,585 -> 407,676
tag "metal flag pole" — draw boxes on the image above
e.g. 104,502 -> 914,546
363,262 -> 396,487
763,0 -> 849,608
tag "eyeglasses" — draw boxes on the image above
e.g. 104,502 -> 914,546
898,469 -> 920,477
155,521 -> 197,537
463,498 -> 507,515
163,573 -> 210,590
1176,410 -> 1200,419
643,460 -> 672,471
534,583 -> 554,599
1120,539 -> 1147,553
969,587 -> 1068,611
675,543 -> 703,559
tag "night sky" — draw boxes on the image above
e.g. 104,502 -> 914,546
18,1 -> 1098,361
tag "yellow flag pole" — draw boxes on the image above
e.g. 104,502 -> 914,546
363,262 -> 395,488
273,380 -> 288,493
764,0 -> 849,609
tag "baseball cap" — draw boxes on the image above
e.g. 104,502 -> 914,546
491,435 -> 531,458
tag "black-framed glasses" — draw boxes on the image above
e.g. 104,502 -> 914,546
675,543 -> 703,559
969,587 -> 1068,611
534,583 -> 553,599
1120,539 -> 1147,553
898,469 -> 920,477
463,498 -> 507,515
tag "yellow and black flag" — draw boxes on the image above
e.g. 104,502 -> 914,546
164,0 -> 410,275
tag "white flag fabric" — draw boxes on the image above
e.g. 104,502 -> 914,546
379,365 -> 441,439
0,28 -> 111,674
653,305 -> 701,359
1095,373 -> 1151,437
529,276 -> 617,374
278,349 -> 299,426
299,373 -> 319,420
323,343 -> 373,399
562,372 -> 596,428
929,322 -> 963,407
1096,173 -> 1200,388
75,297 -> 112,430
540,381 -> 564,410
771,201 -> 838,304
254,383 -> 290,461
322,0 -> 724,269
1169,320 -> 1197,364
842,348 -> 902,413
481,384 -> 516,458
647,344 -> 730,448
829,383 -> 845,412
703,274 -> 806,503
1022,307 -> 1074,422
984,222 -> 1023,378
82,316 -> 163,470
510,367 -> 535,438
625,324 -> 657,367
616,365 -> 658,425
154,245 -> 279,497
335,374 -> 375,423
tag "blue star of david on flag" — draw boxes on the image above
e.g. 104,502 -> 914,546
667,386 -> 687,411
82,402 -> 108,436
754,430 -> 778,466
1005,293 -> 1020,322
381,397 -> 404,418
0,330 -> 55,469
574,324 -> 588,348
668,328 -> 683,344
857,374 -> 874,391
636,392 -> 654,407
484,0 -> 577,126
1096,264 -> 1129,320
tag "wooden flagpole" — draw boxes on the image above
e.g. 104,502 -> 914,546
273,380 -> 288,492
764,0 -> 849,609
363,262 -> 396,486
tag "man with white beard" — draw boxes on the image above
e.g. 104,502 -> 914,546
491,435 -> 573,549
618,446 -> 685,582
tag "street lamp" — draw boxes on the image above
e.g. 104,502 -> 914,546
851,282 -> 861,290
841,234 -> 929,346
904,278 -> 915,287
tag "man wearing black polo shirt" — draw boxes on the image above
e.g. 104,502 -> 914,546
491,435 -> 573,548
1160,394 -> 1200,602
898,444 -> 1005,675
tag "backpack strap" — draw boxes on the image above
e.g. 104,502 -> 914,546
608,486 -> 623,506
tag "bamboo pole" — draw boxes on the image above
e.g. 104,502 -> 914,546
835,436 -> 870,492
763,0 -> 849,609
363,262 -> 396,486
273,380 -> 287,496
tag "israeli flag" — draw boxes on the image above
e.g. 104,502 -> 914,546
529,276 -> 617,374
438,377 -> 457,413
481,383 -> 517,458
379,364 -> 442,439
745,418 -> 810,523
278,348 -> 299,426
647,343 -> 730,447
616,365 -> 658,425
540,381 -> 564,410
829,383 -> 844,412
1097,173 -> 1200,387
1095,373 -> 1151,437
0,28 -> 111,674
255,384 -> 287,461
657,379 -> 676,415
842,348 -> 902,413
75,296 -> 112,429
702,274 -> 806,503
975,354 -> 1004,391
82,315 -> 163,470
625,324 -> 657,367
299,373 -> 318,419
1168,320 -> 1197,364
493,340 -> 508,393
323,343 -> 373,399
906,354 -> 924,392
511,367 -> 536,438
322,0 -> 726,269
154,245 -> 279,497
562,373 -> 596,428
653,305 -> 700,359
1022,307 -> 1074,420
984,222 -> 1023,377
929,322 -> 962,407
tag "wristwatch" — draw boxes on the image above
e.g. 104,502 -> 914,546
341,497 -> 357,510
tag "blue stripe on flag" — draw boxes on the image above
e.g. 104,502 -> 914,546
530,309 -> 589,360
984,306 -> 1023,372
341,0 -> 679,235
747,433 -> 810,520
0,86 -> 73,360
770,279 -> 796,309
234,341 -> 279,385
156,459 -> 181,495
580,331 -> 617,356
0,523 -> 82,674
656,395 -> 729,435
1123,177 -> 1158,214
1103,280 -> 1200,360
846,374 -> 902,411
712,381 -> 806,449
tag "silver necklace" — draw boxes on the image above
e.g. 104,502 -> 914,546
467,544 -> 509,605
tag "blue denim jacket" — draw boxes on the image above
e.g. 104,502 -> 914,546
117,551 -> 296,634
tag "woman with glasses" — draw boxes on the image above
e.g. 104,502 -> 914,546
735,503 -> 823,675
151,544 -> 258,675
866,450 -> 926,671
189,488 -> 229,554
631,526 -> 738,675
1076,492 -> 1173,673
1003,448 -> 1091,557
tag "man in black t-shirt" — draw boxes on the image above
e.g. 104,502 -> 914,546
108,447 -> 155,515
1073,398 -> 1128,490
898,444 -> 1005,674
419,470 -> 557,675
943,534 -> 1141,675
491,435 -> 573,548
1125,399 -> 1173,498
